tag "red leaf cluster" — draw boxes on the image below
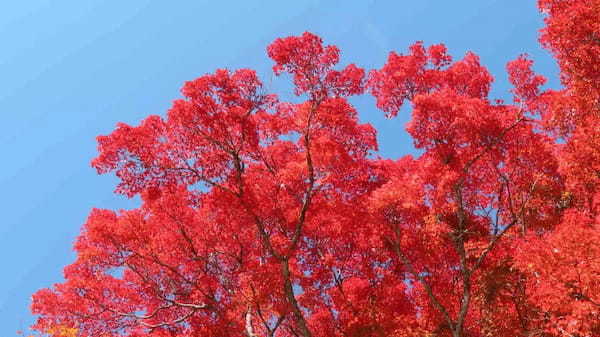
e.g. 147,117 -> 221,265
31,2 -> 600,336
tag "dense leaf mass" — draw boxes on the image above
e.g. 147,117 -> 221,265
31,1 -> 600,337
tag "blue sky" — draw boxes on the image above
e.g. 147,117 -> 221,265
0,1 -> 558,335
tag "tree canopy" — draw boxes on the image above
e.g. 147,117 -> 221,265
31,1 -> 600,336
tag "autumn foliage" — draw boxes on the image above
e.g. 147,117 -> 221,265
31,1 -> 600,336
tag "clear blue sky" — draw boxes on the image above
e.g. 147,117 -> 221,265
0,1 -> 558,335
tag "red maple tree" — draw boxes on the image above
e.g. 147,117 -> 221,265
30,1 -> 600,336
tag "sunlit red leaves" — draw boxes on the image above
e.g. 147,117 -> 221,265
539,0 -> 600,116
507,54 -> 547,105
368,42 -> 492,118
35,31 -> 386,337
268,32 -> 364,98
31,2 -> 600,335
514,210 -> 600,335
